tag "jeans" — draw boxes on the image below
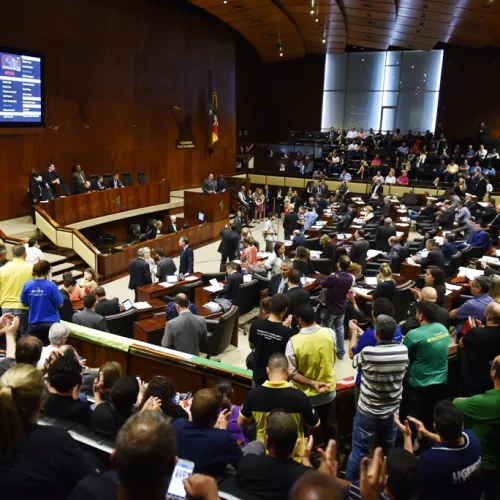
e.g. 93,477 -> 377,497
265,240 -> 274,253
2,308 -> 28,337
314,398 -> 338,447
346,411 -> 398,481
323,310 -> 345,359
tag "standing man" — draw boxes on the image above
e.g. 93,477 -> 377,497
218,223 -> 240,272
476,121 -> 488,146
263,184 -> 273,216
107,173 -> 123,189
454,355 -> 500,500
267,260 -> 292,296
71,164 -> 86,194
178,236 -> 194,275
202,173 -> 217,194
128,247 -> 153,301
43,163 -> 61,197
218,175 -> 227,193
283,204 -> 299,240
286,305 -> 337,446
0,245 -> 33,336
25,239 -> 44,264
320,255 -> 354,361
345,315 -> 408,481
348,230 -> 370,272
233,210 -> 243,234
155,248 -> 177,282
285,270 -> 310,331
167,215 -> 178,234
263,214 -> 277,253
401,301 -> 449,432
161,294 -> 207,356
376,218 -> 396,253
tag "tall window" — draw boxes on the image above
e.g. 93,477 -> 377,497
321,50 -> 443,133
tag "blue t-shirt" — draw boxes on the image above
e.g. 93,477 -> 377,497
173,418 -> 242,477
455,294 -> 493,332
20,279 -> 63,324
419,430 -> 482,500
351,326 -> 403,385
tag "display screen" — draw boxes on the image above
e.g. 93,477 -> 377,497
0,49 -> 43,126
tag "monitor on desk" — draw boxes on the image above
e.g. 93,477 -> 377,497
122,299 -> 133,311
198,212 -> 205,224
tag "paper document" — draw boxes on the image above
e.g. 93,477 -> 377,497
209,278 -> 223,290
479,256 -> 500,265
396,231 -> 405,238
367,249 -> 383,259
445,283 -> 462,291
257,252 -> 270,258
457,267 -> 484,280
445,290 -> 452,296
232,260 -> 241,264
184,275 -> 198,282
133,302 -> 152,310
284,241 -> 293,246
203,301 -> 222,312
243,274 -> 252,283
159,282 -> 174,288
397,223 -> 410,227
496,249 -> 500,257
405,258 -> 420,266
352,287 -> 372,296
478,202 -> 488,208
421,250 -> 429,257
305,277 -> 316,284
365,276 -> 378,286
310,251 -> 322,258
204,285 -> 222,293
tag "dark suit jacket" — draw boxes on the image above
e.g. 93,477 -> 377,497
292,234 -> 306,250
376,226 -> 397,253
293,259 -> 315,276
475,178 -> 487,200
233,216 -> 243,234
72,309 -> 109,332
167,223 -> 178,234
490,214 -> 500,240
420,205 -> 436,218
107,178 -> 122,189
218,179 -> 228,192
349,238 -> 370,270
320,242 -> 334,260
285,286 -> 311,331
267,274 -> 288,296
179,246 -> 194,275
283,212 -> 299,235
481,206 -> 497,225
59,289 -> 75,322
128,258 -> 152,291
421,248 -> 446,270
95,298 -> 121,317
91,180 -> 105,191
202,179 -> 217,194
218,229 -> 240,259
220,273 -> 244,301
156,257 -> 177,282
439,208 -> 456,230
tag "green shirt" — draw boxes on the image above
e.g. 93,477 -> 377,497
403,322 -> 449,388
454,389 -> 500,471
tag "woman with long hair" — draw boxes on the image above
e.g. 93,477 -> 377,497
320,235 -> 334,260
423,266 -> 446,307
354,263 -> 395,302
80,268 -> 98,295
94,361 -> 122,402
214,379 -> 248,446
20,260 -> 63,345
265,241 -> 286,275
254,188 -> 265,221
293,246 -> 315,276
0,364 -> 94,498
241,237 -> 258,272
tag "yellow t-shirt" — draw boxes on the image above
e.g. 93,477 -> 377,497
0,258 -> 34,309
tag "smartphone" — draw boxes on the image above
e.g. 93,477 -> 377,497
166,459 -> 195,500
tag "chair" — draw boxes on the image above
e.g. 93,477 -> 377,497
304,237 -> 321,251
201,306 -> 239,358
233,280 -> 261,315
445,252 -> 462,278
89,174 -> 98,183
251,273 -> 270,292
138,171 -> 148,184
311,258 -> 333,276
129,223 -> 142,239
201,272 -> 227,286
106,309 -> 138,339
401,193 -> 419,208
393,280 -> 416,324
103,173 -> 112,185
122,172 -> 133,187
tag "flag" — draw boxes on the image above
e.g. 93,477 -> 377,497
211,90 -> 218,146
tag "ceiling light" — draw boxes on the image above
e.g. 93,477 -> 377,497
223,0 -> 227,3
280,52 -> 283,57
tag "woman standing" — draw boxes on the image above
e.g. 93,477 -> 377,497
20,260 -> 63,345
265,241 -> 286,275
240,237 -> 258,272
254,188 -> 265,221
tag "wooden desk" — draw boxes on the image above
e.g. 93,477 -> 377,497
45,181 -> 170,226
400,262 -> 423,282
72,297 -> 166,320
184,191 -> 229,225
137,272 -> 203,302
261,273 -> 326,299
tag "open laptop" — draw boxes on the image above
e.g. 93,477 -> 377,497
122,299 -> 133,311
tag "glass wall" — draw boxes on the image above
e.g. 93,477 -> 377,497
321,50 -> 443,133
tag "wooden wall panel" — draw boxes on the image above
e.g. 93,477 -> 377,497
0,0 -> 236,220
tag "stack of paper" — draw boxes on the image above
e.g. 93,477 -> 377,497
257,252 -> 270,258
445,283 -> 462,291
184,275 -> 198,282
400,217 -> 410,222
367,249 -> 383,259
352,287 -> 372,296
457,267 -> 484,280
406,258 -> 420,266
495,249 -> 500,257
159,282 -> 174,288
204,301 -> 222,312
310,251 -> 322,259
479,256 -> 500,266
204,278 -> 223,293
305,277 -> 316,283
243,274 -> 253,283
133,302 -> 152,310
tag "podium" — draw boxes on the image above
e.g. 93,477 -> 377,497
184,191 -> 229,226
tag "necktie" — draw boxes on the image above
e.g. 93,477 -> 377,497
278,278 -> 286,293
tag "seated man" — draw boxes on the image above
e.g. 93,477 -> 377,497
396,400 -> 482,500
236,411 -> 312,499
91,175 -> 106,191
457,221 -> 488,251
107,173 -> 123,189
291,230 -> 306,250
439,233 -> 458,265
44,356 -> 92,425
219,261 -> 243,301
412,238 -> 445,271
173,388 -> 242,476
37,323 -> 70,369
94,286 -> 120,317
72,293 -> 109,332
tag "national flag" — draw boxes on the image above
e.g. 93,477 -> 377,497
211,90 -> 219,146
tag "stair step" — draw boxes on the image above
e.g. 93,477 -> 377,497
51,262 -> 75,275
53,269 -> 83,284
43,252 -> 67,266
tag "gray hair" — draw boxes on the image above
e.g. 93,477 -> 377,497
374,314 -> 397,341
282,259 -> 293,267
137,247 -> 149,258
384,217 -> 392,225
48,323 -> 70,345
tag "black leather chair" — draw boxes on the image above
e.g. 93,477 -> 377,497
445,252 -> 462,278
122,172 -> 133,187
89,174 -> 98,184
304,237 -> 321,251
106,309 -> 139,338
129,223 -> 142,240
233,279 -> 261,315
201,272 -> 227,286
164,281 -> 203,305
201,305 -> 238,358
394,280 -> 416,324
103,173 -> 112,185
138,171 -> 148,184
311,258 -> 333,276
251,273 -> 270,292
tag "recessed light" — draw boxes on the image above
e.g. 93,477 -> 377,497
315,17 -> 319,22
310,9 -> 314,14
322,38 -> 326,43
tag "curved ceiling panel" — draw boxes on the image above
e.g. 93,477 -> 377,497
188,0 -> 500,61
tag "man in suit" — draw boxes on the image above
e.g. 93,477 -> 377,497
316,194 -> 328,216
263,184 -> 273,215
94,286 -> 120,317
369,178 -> 383,202
233,210 -> 243,234
71,164 -> 86,194
155,248 -> 177,282
161,293 -> 207,356
387,236 -> 403,273
290,191 -> 302,212
218,175 -> 227,193
167,215 -> 178,234
480,197 -> 496,225
179,236 -> 194,275
219,262 -> 243,301
107,173 -> 123,189
202,173 -> 217,194
285,269 -> 310,332
437,200 -> 456,231
72,293 -> 109,332
218,223 -> 240,272
349,230 -> 370,271
283,205 -> 299,240
291,230 -> 306,250
413,238 -> 445,270
488,204 -> 500,241
43,163 -> 61,197
474,172 -> 487,201
91,175 -> 106,191
267,260 -> 292,296
128,247 -> 153,301
464,194 -> 478,217
376,218 -> 397,253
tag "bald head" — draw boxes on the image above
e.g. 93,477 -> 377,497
115,411 -> 176,496
485,302 -> 500,325
421,287 -> 438,303
291,471 -> 343,500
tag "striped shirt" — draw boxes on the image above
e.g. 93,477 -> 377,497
353,341 -> 409,418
